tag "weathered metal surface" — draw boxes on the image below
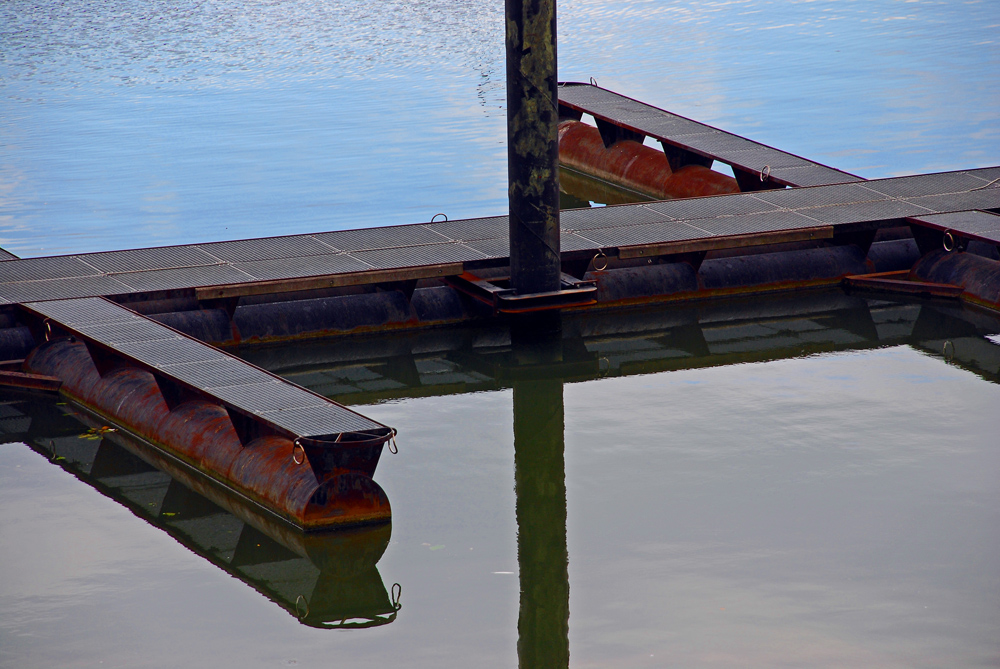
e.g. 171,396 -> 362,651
557,119 -> 740,199
506,0 -> 562,295
0,368 -> 62,392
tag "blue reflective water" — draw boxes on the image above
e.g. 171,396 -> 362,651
1,0 -> 997,256
1,1 -> 999,667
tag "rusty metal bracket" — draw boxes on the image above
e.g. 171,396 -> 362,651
445,272 -> 597,314
595,118 -> 645,149
660,140 -> 714,172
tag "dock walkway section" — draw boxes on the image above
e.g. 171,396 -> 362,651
0,168 -> 996,307
21,297 -> 387,440
557,82 -> 863,188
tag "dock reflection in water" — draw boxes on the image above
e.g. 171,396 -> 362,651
3,290 -> 999,659
240,289 -> 1000,664
0,399 -> 401,630
243,291 -> 1000,403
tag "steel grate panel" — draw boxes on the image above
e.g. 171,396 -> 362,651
113,265 -> 255,293
115,337 -> 225,367
258,404 -> 383,436
966,167 -> 1000,184
636,116 -> 712,139
645,194 -> 781,220
558,84 -> 615,106
83,246 -> 221,273
863,172 -> 987,198
316,224 -> 448,251
582,221 -> 713,247
0,256 -> 101,283
913,211 -> 1000,234
906,190 -> 1000,214
23,296 -> 137,327
425,216 -> 509,242
233,254 -> 373,281
160,358 -> 274,389
350,243 -> 486,269
754,183 -> 887,209
76,319 -> 181,344
462,238 -> 509,259
561,205 -> 666,230
211,381 -> 326,415
694,211 -> 823,236
681,132 -> 765,155
0,275 -> 134,303
561,232 -> 602,252
769,165 -> 861,186
715,148 -> 814,171
805,200 -> 935,225
198,235 -> 337,263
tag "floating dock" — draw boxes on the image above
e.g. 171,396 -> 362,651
1,83 -> 997,530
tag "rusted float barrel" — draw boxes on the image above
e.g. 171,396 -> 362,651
558,120 -> 740,199
910,249 -> 1000,312
22,337 -> 390,530
583,240 -> 924,306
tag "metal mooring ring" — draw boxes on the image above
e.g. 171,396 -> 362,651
292,439 -> 306,465
387,428 -> 398,454
593,249 -> 609,271
760,165 -> 771,182
943,231 -> 956,252
942,340 -> 955,362
590,76 -> 598,86
295,594 -> 310,619
43,319 -> 53,342
431,213 -> 448,223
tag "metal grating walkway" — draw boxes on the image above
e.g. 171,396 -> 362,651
557,82 -> 863,188
21,297 -> 387,438
0,167 -> 996,305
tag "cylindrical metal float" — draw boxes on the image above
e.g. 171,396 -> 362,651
558,120 -> 740,199
22,336 -> 390,530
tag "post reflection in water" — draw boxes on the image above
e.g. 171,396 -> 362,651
511,315 -> 570,668
0,398 -> 401,629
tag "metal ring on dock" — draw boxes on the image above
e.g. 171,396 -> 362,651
759,165 -> 771,182
593,249 -> 609,271
590,76 -> 598,86
43,319 -> 53,341
943,231 -> 956,252
388,428 -> 398,454
292,439 -> 305,465
295,594 -> 310,619
942,340 -> 955,362
431,213 -> 448,223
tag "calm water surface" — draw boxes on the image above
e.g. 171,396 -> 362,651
1,1 -> 999,667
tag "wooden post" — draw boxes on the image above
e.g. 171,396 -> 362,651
506,0 -> 561,295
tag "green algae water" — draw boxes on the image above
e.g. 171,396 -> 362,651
1,1 -> 999,667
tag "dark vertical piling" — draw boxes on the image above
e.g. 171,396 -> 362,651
506,0 -> 561,296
